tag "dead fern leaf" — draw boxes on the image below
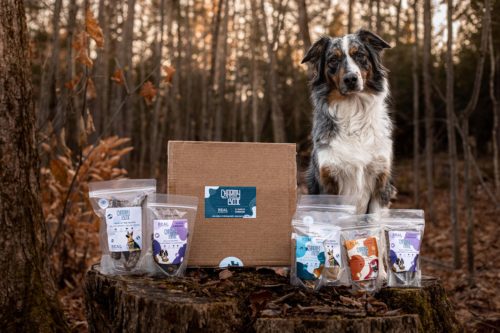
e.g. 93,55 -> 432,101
85,9 -> 104,48
140,81 -> 157,105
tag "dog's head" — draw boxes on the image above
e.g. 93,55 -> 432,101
301,29 -> 391,96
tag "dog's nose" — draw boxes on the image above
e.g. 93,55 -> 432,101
343,73 -> 358,87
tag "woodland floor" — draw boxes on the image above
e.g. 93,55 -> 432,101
57,157 -> 500,333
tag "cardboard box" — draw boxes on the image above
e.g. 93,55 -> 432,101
167,141 -> 297,267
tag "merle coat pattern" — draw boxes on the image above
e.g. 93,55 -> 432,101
302,29 -> 396,213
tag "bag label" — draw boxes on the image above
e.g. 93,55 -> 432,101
295,236 -> 325,280
153,219 -> 188,265
388,231 -> 421,272
324,234 -> 342,269
105,207 -> 142,252
345,236 -> 379,281
204,186 -> 256,218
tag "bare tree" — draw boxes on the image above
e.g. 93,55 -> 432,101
461,0 -> 491,285
348,0 -> 354,33
423,0 -> 435,223
489,30 -> 500,195
446,0 -> 460,269
38,0 -> 63,130
412,0 -> 420,208
259,0 -> 286,142
0,0 -> 68,330
296,0 -> 311,50
214,0 -> 231,141
250,0 -> 261,141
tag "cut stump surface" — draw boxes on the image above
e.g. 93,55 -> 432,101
85,265 -> 460,333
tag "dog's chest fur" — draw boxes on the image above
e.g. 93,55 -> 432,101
316,91 -> 392,211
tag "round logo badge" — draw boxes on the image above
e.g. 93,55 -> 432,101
98,198 -> 109,209
219,256 -> 244,268
302,215 -> 314,225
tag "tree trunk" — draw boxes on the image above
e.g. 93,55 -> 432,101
64,0 -> 80,152
296,0 -> 311,51
423,0 -> 435,223
85,266 -> 460,333
38,0 -> 63,130
214,0 -> 231,141
446,0 -> 460,269
462,0 -> 491,286
376,0 -> 382,34
250,0 -> 260,142
395,0 -> 402,46
0,1 -> 68,331
489,31 -> 499,195
204,0 -> 224,140
412,0 -> 420,208
347,0 -> 354,33
259,0 -> 286,143
149,0 -> 166,177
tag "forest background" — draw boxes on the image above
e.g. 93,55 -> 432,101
16,0 -> 500,331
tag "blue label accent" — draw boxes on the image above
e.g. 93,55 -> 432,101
205,186 -> 256,218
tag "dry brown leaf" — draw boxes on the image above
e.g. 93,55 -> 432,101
85,109 -> 95,135
163,65 -> 176,85
72,31 -> 88,52
140,81 -> 157,105
86,77 -> 97,100
76,51 -> 93,68
85,9 -> 104,48
64,73 -> 82,91
219,269 -> 233,280
111,69 -> 125,86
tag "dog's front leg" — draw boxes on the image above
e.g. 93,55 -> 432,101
368,171 -> 397,213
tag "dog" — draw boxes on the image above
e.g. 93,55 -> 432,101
302,29 -> 396,214
126,230 -> 140,251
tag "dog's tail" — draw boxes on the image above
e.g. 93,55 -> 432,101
306,156 -> 320,194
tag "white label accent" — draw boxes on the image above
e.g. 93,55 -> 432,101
219,256 -> 244,268
105,207 -> 142,252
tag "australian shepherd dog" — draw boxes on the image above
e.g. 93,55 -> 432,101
302,29 -> 396,214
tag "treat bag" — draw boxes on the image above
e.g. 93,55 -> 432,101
381,209 -> 425,288
340,214 -> 385,293
88,179 -> 156,275
140,194 -> 198,277
291,195 -> 355,291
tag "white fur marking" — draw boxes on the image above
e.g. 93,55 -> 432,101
318,79 -> 392,213
342,35 -> 364,87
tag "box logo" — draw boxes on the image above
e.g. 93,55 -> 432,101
205,186 -> 256,218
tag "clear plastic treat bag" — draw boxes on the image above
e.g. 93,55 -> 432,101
291,195 -> 356,291
340,214 -> 385,293
139,194 -> 198,277
88,179 -> 156,275
381,209 -> 425,288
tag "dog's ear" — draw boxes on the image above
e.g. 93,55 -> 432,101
301,36 -> 330,64
356,29 -> 391,51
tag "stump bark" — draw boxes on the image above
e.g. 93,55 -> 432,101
85,265 -> 460,333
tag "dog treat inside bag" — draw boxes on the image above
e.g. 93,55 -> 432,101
88,179 -> 156,275
291,195 -> 355,291
381,209 -> 425,287
340,214 -> 385,292
140,194 -> 198,276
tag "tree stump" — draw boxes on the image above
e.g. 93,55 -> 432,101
85,265 -> 460,333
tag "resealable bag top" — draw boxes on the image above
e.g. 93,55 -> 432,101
139,194 -> 198,277
380,209 -> 425,288
88,179 -> 156,275
291,195 -> 356,291
339,214 -> 385,293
